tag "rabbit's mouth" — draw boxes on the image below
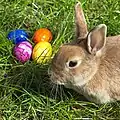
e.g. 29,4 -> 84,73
48,67 -> 74,86
49,71 -> 66,85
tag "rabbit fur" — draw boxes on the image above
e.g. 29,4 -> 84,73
49,2 -> 120,104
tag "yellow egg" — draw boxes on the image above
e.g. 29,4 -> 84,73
32,42 -> 52,63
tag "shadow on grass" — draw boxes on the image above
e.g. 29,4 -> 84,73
3,61 -> 87,102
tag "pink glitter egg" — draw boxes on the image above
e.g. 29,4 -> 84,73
13,41 -> 32,63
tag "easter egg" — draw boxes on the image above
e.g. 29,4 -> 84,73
8,29 -> 29,44
33,28 -> 52,43
13,41 -> 32,63
32,42 -> 52,63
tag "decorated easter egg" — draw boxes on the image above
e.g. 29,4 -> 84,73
32,42 -> 52,63
8,29 -> 29,44
13,41 -> 32,63
33,28 -> 52,43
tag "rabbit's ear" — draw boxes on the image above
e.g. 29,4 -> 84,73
75,2 -> 88,39
87,24 -> 107,55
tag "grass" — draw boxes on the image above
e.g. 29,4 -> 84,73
0,0 -> 120,119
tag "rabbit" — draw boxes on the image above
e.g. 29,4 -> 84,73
49,2 -> 120,104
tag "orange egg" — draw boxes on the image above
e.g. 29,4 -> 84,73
33,28 -> 52,43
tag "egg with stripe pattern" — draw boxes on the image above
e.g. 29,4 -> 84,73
13,41 -> 32,63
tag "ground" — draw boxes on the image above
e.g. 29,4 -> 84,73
0,0 -> 120,119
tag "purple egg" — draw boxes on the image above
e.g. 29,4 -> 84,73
13,41 -> 32,63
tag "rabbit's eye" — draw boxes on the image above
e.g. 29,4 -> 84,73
66,57 -> 82,69
68,60 -> 78,68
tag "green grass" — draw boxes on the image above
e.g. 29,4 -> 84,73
0,0 -> 120,119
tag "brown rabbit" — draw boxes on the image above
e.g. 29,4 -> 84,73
49,2 -> 120,104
